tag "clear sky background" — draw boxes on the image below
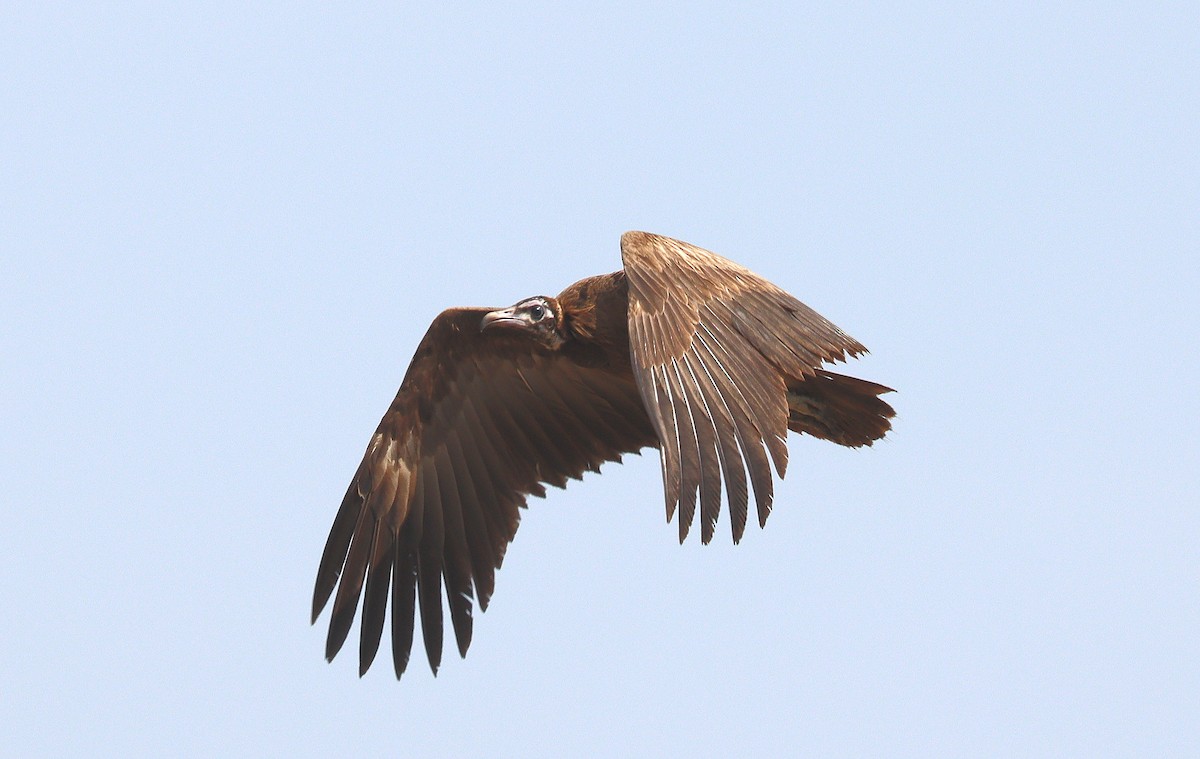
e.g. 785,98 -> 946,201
2,3 -> 1197,757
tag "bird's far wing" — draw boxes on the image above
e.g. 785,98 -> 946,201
312,308 -> 655,678
621,231 -> 872,545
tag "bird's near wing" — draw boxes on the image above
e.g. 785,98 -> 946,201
621,231 -> 892,545
312,308 -> 656,678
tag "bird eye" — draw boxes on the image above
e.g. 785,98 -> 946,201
529,304 -> 546,321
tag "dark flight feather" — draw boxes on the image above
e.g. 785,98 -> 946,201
312,231 -> 895,677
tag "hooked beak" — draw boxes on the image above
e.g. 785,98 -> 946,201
481,307 -> 522,332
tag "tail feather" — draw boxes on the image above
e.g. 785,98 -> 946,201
786,370 -> 895,447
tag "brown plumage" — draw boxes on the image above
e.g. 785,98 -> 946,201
312,231 -> 896,678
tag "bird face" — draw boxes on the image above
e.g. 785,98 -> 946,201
481,297 -> 565,349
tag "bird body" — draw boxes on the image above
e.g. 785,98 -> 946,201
312,231 -> 895,678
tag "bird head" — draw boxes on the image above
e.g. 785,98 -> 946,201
481,297 -> 566,349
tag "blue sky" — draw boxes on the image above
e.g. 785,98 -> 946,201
2,3 -> 1197,756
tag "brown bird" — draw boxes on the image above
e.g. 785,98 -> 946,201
312,231 -> 895,678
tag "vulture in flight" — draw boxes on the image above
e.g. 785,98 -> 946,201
312,231 -> 895,678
